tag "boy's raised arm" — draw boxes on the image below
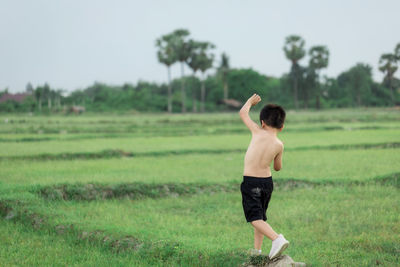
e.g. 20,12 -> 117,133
239,93 -> 261,133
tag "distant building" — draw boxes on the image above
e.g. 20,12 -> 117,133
0,93 -> 32,103
220,98 -> 242,109
64,105 -> 86,114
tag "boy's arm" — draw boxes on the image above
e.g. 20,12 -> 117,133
273,143 -> 284,171
239,94 -> 262,133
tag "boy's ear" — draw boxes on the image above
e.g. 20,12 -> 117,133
279,125 -> 284,132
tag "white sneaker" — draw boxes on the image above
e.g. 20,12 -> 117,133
269,234 -> 289,260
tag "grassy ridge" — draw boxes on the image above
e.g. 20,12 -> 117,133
0,220 -> 151,267
36,182 -> 239,201
2,142 -> 399,161
1,123 -> 399,136
31,173 -> 398,202
0,199 -> 245,267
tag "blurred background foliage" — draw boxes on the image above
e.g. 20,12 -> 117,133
0,31 -> 398,113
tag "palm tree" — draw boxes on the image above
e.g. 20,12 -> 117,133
197,42 -> 215,113
49,90 -> 57,110
170,29 -> 191,113
219,53 -> 230,99
379,53 -> 398,102
42,83 -> 51,110
186,40 -> 202,112
283,35 -> 306,109
156,33 -> 177,113
34,86 -> 43,111
55,89 -> 64,108
25,82 -> 34,94
395,43 -> 400,60
303,67 -> 316,109
309,45 -> 329,109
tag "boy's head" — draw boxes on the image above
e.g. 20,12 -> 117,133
259,104 -> 286,130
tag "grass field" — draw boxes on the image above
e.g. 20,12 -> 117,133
1,108 -> 399,266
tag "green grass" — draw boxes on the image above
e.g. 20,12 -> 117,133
0,108 -> 399,137
0,220 -> 150,267
1,108 -> 400,266
1,107 -> 399,124
18,185 -> 398,266
1,148 -> 399,186
1,128 -> 400,157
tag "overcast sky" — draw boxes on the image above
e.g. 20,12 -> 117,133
1,0 -> 399,94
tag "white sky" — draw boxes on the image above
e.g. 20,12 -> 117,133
1,0 -> 399,94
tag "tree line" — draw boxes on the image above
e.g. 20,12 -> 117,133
0,30 -> 399,113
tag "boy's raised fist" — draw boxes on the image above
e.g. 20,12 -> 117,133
248,93 -> 261,106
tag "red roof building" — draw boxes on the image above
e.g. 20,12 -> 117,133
0,93 -> 32,103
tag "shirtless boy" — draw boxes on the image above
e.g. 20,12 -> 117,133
239,93 -> 289,259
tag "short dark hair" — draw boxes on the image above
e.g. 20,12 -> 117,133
259,104 -> 286,129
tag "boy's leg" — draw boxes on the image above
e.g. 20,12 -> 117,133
254,227 -> 264,250
251,220 -> 279,241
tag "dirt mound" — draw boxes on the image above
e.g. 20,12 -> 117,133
245,254 -> 306,267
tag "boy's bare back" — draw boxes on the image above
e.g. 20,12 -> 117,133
239,94 -> 284,177
244,131 -> 283,177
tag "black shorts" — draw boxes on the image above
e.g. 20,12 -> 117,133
240,175 -> 274,222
